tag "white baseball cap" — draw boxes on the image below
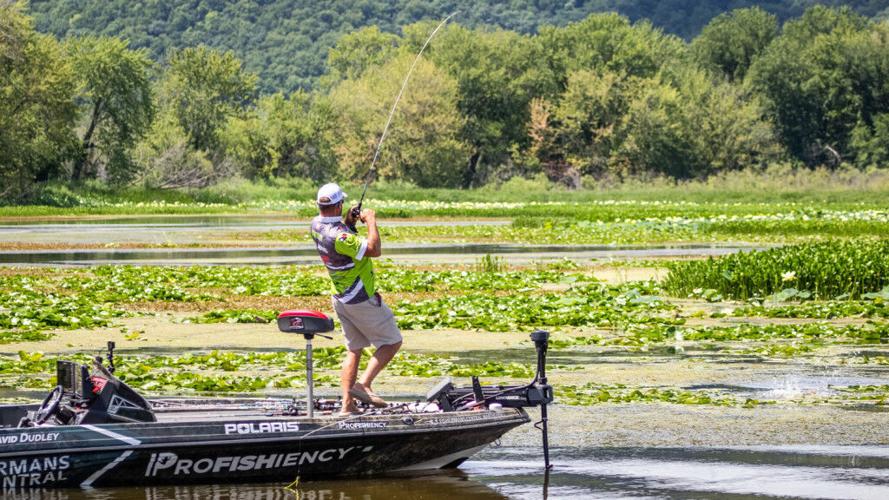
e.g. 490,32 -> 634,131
316,183 -> 348,206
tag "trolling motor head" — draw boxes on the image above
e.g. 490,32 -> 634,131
531,330 -> 549,365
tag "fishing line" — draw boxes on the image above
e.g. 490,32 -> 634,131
352,12 -> 457,215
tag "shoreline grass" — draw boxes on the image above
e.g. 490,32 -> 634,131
5,166 -> 889,217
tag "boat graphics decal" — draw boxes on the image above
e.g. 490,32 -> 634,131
82,425 -> 141,446
79,425 -> 142,487
336,421 -> 388,430
81,450 -> 134,488
0,455 -> 71,488
145,446 -> 375,477
223,422 -> 300,435
422,413 -> 498,425
108,395 -> 142,415
0,431 -> 61,444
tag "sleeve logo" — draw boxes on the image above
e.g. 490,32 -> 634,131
338,233 -> 349,241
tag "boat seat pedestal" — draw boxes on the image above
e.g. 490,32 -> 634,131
277,310 -> 337,418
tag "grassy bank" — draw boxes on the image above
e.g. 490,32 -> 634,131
4,167 -> 889,218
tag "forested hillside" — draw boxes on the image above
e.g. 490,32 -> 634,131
29,0 -> 889,92
3,1 -> 889,203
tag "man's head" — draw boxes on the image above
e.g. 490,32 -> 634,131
317,183 -> 347,217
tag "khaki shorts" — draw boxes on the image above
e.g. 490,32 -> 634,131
332,294 -> 402,351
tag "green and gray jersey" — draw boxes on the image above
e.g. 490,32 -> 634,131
310,215 -> 376,304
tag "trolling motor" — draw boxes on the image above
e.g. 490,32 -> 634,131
427,329 -> 555,469
531,330 -> 554,469
276,310 -> 336,418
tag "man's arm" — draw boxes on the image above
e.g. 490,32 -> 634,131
361,209 -> 382,258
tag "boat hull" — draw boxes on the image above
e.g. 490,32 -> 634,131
0,408 -> 528,489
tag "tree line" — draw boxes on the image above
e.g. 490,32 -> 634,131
28,0 -> 889,92
2,2 -> 888,201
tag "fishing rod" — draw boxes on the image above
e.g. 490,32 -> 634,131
346,12 -> 457,231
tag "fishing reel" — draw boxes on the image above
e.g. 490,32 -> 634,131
345,204 -> 362,232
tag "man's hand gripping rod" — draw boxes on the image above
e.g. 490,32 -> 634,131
346,12 -> 456,231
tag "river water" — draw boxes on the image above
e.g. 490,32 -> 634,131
2,216 -> 883,498
3,445 -> 889,499
0,243 -> 751,266
0,215 -> 758,265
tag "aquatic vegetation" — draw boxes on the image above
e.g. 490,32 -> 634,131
0,265 -> 590,341
376,267 -> 571,293
665,240 -> 889,300
13,265 -> 575,300
732,301 -> 889,319
558,383 -> 765,407
831,385 -> 889,405
0,348 -> 533,394
544,323 -> 887,360
851,355 -> 889,365
255,207 -> 889,245
0,289 -> 126,331
738,343 -> 815,358
0,330 -> 54,344
70,266 -> 330,299
394,283 -> 675,332
188,309 -> 279,324
628,323 -> 889,344
474,254 -> 506,273
548,335 -> 605,349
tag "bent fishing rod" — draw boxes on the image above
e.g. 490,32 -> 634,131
347,12 -> 456,231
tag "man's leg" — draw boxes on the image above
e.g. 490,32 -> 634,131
341,349 -> 362,412
357,341 -> 402,391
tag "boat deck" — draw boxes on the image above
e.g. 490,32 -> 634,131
147,397 -> 426,423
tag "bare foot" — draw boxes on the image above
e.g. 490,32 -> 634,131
349,382 -> 388,408
339,401 -> 361,416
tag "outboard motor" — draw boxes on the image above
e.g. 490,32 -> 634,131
75,356 -> 156,424
28,344 -> 156,426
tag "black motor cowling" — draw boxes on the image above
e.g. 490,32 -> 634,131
47,359 -> 156,425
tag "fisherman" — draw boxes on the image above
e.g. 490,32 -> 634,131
311,183 -> 402,415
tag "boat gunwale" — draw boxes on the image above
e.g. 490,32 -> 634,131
0,408 -> 529,459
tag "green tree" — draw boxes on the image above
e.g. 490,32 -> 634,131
160,46 -> 258,153
748,6 -> 888,165
324,26 -> 399,86
67,36 -> 155,182
613,69 -> 779,179
672,68 -> 780,175
691,7 -> 778,81
222,91 -> 338,181
547,70 -> 637,177
0,1 -> 76,201
131,110 -> 218,189
610,78 -> 692,178
421,23 -> 556,186
538,13 -> 686,89
329,53 -> 469,187
850,113 -> 889,167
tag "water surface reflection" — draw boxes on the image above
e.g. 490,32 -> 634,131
4,445 -> 889,499
1,471 -> 507,500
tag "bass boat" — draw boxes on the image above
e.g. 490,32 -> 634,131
0,310 -> 553,490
